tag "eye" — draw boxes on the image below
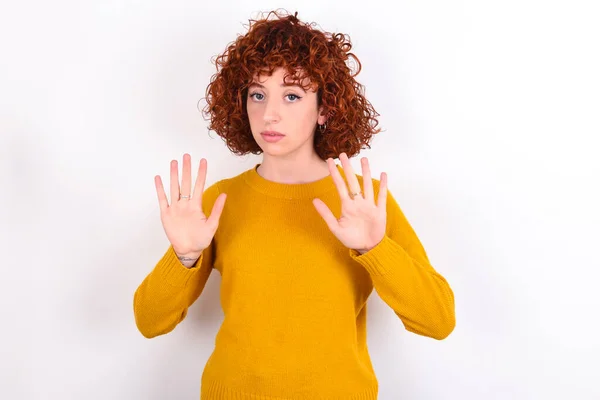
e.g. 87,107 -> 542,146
286,94 -> 301,101
249,92 -> 264,101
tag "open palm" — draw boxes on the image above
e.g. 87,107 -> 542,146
313,153 -> 387,254
154,154 -> 227,259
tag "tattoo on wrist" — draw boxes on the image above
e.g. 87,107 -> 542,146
177,255 -> 199,262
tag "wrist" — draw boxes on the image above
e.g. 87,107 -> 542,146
174,250 -> 202,268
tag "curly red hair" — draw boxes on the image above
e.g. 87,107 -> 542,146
201,10 -> 381,160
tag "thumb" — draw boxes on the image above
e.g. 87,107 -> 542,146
206,193 -> 227,228
312,198 -> 338,232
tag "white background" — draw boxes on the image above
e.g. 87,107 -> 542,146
1,0 -> 599,399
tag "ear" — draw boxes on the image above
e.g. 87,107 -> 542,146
317,107 -> 327,125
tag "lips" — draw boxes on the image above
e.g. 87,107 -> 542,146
260,131 -> 285,143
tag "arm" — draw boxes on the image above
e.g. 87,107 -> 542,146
133,243 -> 215,338
132,182 -> 221,338
350,189 -> 456,340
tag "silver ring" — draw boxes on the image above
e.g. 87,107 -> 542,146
349,191 -> 362,198
179,194 -> 191,199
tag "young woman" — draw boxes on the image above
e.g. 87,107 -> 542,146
134,10 -> 455,400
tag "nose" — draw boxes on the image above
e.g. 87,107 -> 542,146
263,98 -> 280,124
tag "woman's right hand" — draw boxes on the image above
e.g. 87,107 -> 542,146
154,154 -> 227,262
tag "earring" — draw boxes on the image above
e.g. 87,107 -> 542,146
319,122 -> 327,133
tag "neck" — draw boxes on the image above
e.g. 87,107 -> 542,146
257,153 -> 330,184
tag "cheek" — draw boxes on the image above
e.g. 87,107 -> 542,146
297,107 -> 319,129
246,104 -> 261,123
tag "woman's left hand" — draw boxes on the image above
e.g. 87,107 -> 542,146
313,153 -> 388,254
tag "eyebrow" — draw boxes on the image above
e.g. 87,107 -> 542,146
249,82 -> 307,93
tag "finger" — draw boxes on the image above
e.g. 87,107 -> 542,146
169,160 -> 180,203
361,157 -> 374,203
377,172 -> 388,210
327,157 -> 350,201
206,193 -> 227,228
154,175 -> 169,211
339,153 -> 362,195
193,158 -> 207,207
180,153 -> 192,197
312,198 -> 339,231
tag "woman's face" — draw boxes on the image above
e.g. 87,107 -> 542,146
246,67 -> 326,159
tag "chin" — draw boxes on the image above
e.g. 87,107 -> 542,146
258,142 -> 298,157
260,148 -> 288,157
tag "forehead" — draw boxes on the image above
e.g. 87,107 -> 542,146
251,68 -> 315,89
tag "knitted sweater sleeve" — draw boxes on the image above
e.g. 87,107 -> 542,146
133,182 -> 221,338
349,186 -> 456,340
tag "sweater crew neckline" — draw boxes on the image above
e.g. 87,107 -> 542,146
243,163 -> 344,199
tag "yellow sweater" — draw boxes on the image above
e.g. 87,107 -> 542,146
133,164 -> 455,400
